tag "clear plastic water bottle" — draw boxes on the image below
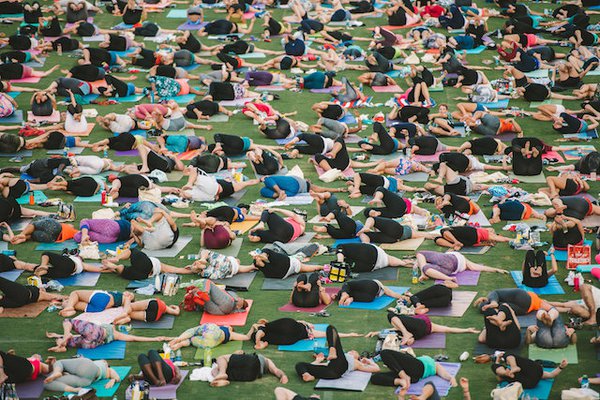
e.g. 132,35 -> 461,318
103,148 -> 108,158
581,375 -> 589,389
175,349 -> 182,362
63,147 -> 68,157
412,264 -> 419,284
203,347 -> 212,366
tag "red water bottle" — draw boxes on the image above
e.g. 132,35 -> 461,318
28,192 -> 34,205
101,190 -> 107,205
574,274 -> 580,292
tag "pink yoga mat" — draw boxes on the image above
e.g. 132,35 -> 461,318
371,85 -> 401,93
314,161 -> 355,178
413,151 -> 442,162
27,110 -> 60,123
255,85 -> 286,91
541,150 -> 564,163
310,86 -> 342,94
10,76 -> 41,83
435,270 -> 480,286
278,287 -> 340,313
200,299 -> 253,326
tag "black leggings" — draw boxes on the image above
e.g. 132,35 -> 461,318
121,249 -> 154,280
371,350 -> 424,386
294,133 -> 326,155
410,285 -> 452,308
261,318 -> 308,345
338,243 -> 378,272
254,210 -> 294,243
364,217 -> 405,243
0,351 -> 33,384
0,277 -> 39,308
363,188 -> 408,218
292,273 -> 320,308
295,326 -> 347,379
315,138 -> 350,170
261,117 -> 291,140
360,123 -> 397,155
480,289 -> 531,315
41,252 -> 76,279
387,313 -> 429,339
67,177 -> 99,197
358,173 -> 386,196
214,133 -> 245,156
132,48 -> 156,69
326,210 -> 358,239
138,350 -> 173,383
206,205 -> 236,224
339,279 -> 380,302
0,254 -> 16,272
483,306 -> 522,349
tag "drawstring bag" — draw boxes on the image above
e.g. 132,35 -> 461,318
328,261 -> 350,282
490,382 -> 523,400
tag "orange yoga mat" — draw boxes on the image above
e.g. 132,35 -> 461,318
200,300 -> 253,326
230,220 -> 258,234
0,301 -> 49,318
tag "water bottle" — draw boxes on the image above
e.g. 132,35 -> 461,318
203,347 -> 212,366
412,264 -> 419,284
581,375 -> 589,389
63,147 -> 68,157
175,349 -> 182,362
574,273 -> 580,292
187,254 -> 200,260
103,148 -> 108,158
313,340 -> 318,354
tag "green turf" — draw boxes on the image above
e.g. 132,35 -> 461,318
1,2 -> 599,399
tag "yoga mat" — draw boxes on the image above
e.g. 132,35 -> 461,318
127,278 -> 154,289
77,340 -> 126,360
413,151 -> 442,162
200,299 -> 253,326
213,271 -> 257,291
339,114 -> 357,124
82,34 -> 104,42
404,363 -> 460,396
279,337 -> 326,352
163,93 -> 197,103
148,370 -> 189,399
268,193 -> 314,206
547,240 -> 593,261
357,267 -> 399,281
82,366 -> 131,397
529,343 -> 578,364
530,99 -> 563,108
239,52 -> 266,59
223,189 -> 247,206
167,8 -> 187,17
583,214 -> 600,228
499,369 -> 554,400
315,370 -> 372,391
542,150 -> 564,163
143,235 -> 193,258
0,301 -> 48,318
525,69 -> 549,78
219,97 -> 257,106
517,312 -> 537,327
577,264 -> 599,273
294,232 -> 316,244
166,170 -> 184,182
409,332 -> 447,348
48,145 -> 86,155
74,307 -> 124,325
278,287 -> 340,313
427,290 -> 478,317
0,110 -> 23,124
207,114 -> 229,122
16,190 -> 47,205
56,272 -> 101,287
131,314 -> 175,329
0,150 -> 32,157
7,91 -> 21,99
255,84 -> 286,91
27,110 -> 60,123
371,85 -> 402,93
194,340 -> 243,360
401,172 -> 429,182
0,269 -> 23,281
74,192 -> 103,202
116,94 -> 144,103
468,210 -> 491,227
509,172 -> 546,183
230,220 -> 258,234
510,271 -> 565,295
218,237 -> 243,257
332,238 -> 361,248
112,22 -> 134,30
115,149 -> 139,157
465,45 -> 487,54
16,378 -> 44,399
10,76 -> 40,84
563,145 -> 596,161
310,86 -> 342,94
448,246 -> 490,255
369,152 -> 401,162
262,276 -> 296,290
339,286 -> 408,310
314,163 -> 354,178
380,237 -> 424,251
178,21 -> 208,30
479,99 -> 509,109
436,270 -> 480,285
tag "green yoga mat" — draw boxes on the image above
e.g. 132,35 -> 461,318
529,344 -> 578,364
509,173 -> 546,183
194,340 -> 243,360
529,99 -> 563,108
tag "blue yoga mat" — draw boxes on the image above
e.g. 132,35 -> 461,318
385,70 -> 402,78
0,269 -> 23,281
74,193 -> 102,202
56,272 -> 100,287
35,240 -> 78,251
65,366 -> 131,397
110,49 -> 136,58
0,150 -> 32,158
7,92 -> 20,99
332,238 -> 361,248
112,23 -> 134,30
181,64 -> 200,71
78,340 -> 126,360
479,99 -> 509,109
577,264 -> 599,273
510,271 -> 565,295
65,94 -> 99,103
127,278 -> 154,289
167,9 -> 188,18
465,45 -> 486,54
278,324 -> 328,351
0,110 -> 23,124
547,240 -> 592,261
16,191 -> 47,205
340,286 -> 409,310
339,114 -> 357,124
163,94 -> 197,103
500,369 -> 554,400
98,241 -> 134,253
116,94 -> 144,103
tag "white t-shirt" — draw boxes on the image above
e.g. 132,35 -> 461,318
108,114 -> 135,134
65,112 -> 88,133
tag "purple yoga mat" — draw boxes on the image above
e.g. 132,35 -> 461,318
278,287 -> 340,313
148,370 -> 188,399
436,270 -> 480,286
581,192 -> 598,202
413,152 -> 443,162
16,378 -> 44,399
404,362 -> 461,396
310,86 -> 342,94
409,332 -> 446,349
115,149 -> 139,156
115,197 -> 139,204
427,291 -> 478,317
496,132 -> 517,143
177,21 -> 208,30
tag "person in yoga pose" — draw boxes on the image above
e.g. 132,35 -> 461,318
112,298 -> 180,325
32,252 -> 106,279
520,249 -> 558,289
0,277 -> 65,313
290,273 -> 332,309
252,249 -> 323,279
370,350 -> 458,396
295,325 -> 380,382
475,289 -> 558,323
47,319 -> 173,352
357,216 -> 435,243
525,312 -> 577,349
549,283 -> 600,326
59,290 -> 132,317
101,248 -> 195,280
489,199 -> 547,224
549,214 -> 584,251
0,351 -> 50,385
416,250 -> 507,283
540,173 -> 589,199
435,193 -> 480,219
478,303 -> 522,350
248,208 -> 306,244
129,350 -> 182,387
490,354 -> 567,389
348,173 -> 426,199
363,187 -> 429,219
168,323 -> 249,351
335,242 -> 412,272
44,358 -> 122,393
433,226 -> 511,250
207,352 -> 288,387
396,284 -> 456,315
312,209 -> 363,240
333,279 -> 404,306
544,195 -> 600,220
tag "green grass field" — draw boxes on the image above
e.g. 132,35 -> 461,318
1,1 -> 600,399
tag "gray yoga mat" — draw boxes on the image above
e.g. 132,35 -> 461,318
213,271 -> 257,291
223,189 -> 247,206
143,236 -> 193,258
401,172 -> 430,182
356,267 -> 398,281
262,276 -> 296,290
131,314 -> 176,329
218,238 -> 243,257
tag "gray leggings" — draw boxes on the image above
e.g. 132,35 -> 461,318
336,77 -> 358,103
473,114 -> 500,137
174,50 -> 194,67
203,283 -> 237,315
418,250 -> 459,276
318,118 -> 346,139
44,358 -> 101,392
535,315 -> 569,349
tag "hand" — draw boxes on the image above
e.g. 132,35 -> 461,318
104,379 -> 115,389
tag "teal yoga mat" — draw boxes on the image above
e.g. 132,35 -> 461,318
547,240 -> 592,261
64,366 -> 131,397
478,99 -> 509,109
16,191 -> 47,205
510,271 -> 565,295
78,340 -> 126,360
340,286 -> 408,310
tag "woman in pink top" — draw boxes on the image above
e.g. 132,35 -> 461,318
248,208 -> 306,244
